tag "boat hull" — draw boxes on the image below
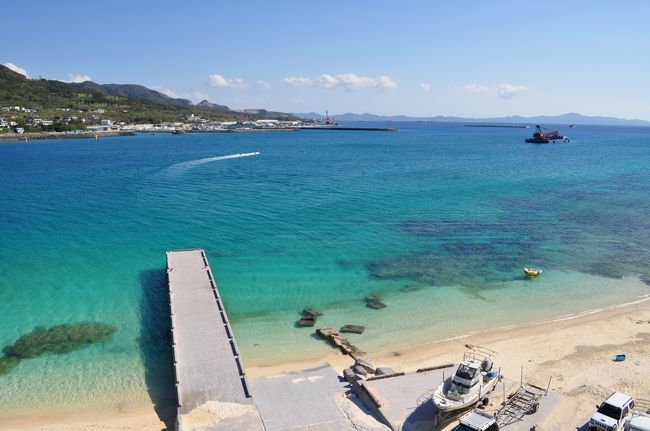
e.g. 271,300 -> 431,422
432,376 -> 498,412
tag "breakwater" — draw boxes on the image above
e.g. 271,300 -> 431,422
0,131 -> 136,142
187,128 -> 299,134
464,124 -> 529,128
299,126 -> 397,131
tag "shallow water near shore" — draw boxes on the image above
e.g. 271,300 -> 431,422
1,123 -> 649,414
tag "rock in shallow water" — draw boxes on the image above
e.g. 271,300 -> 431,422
341,325 -> 365,334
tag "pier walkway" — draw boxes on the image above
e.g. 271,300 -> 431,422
166,249 -> 263,431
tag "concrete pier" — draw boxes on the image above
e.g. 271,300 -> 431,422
166,248 -> 263,431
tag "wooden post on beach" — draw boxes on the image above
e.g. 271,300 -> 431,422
502,382 -> 506,405
545,376 -> 552,396
520,365 -> 523,388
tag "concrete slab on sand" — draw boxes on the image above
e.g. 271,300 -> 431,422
357,366 -> 455,431
251,365 -> 390,431
358,369 -> 564,431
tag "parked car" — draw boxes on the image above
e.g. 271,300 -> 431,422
590,392 -> 635,431
453,410 -> 499,431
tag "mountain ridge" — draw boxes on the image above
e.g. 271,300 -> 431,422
296,111 -> 650,126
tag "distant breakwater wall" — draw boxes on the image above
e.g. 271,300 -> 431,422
187,128 -> 300,134
299,126 -> 397,132
0,131 -> 136,143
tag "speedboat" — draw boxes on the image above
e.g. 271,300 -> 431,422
432,346 -> 500,412
523,268 -> 542,277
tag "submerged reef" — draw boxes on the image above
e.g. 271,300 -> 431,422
0,322 -> 117,376
0,357 -> 19,375
367,248 -> 523,288
390,174 -> 650,287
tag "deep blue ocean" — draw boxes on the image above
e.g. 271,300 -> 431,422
0,122 -> 649,414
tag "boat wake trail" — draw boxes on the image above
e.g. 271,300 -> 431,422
163,152 -> 260,175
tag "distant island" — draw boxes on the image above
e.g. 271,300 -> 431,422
297,111 -> 650,127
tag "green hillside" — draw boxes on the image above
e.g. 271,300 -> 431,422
0,65 -> 295,124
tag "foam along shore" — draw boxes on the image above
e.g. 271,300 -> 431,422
3,296 -> 650,430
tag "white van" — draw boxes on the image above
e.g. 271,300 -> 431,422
626,415 -> 650,431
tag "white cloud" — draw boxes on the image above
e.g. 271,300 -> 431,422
159,88 -> 178,98
151,86 -> 178,98
283,73 -> 397,90
67,73 -> 92,83
4,62 -> 28,78
317,73 -> 340,88
419,82 -> 430,92
325,73 -> 397,89
282,76 -> 314,86
497,83 -> 528,99
208,73 -> 248,89
462,83 -> 491,95
257,80 -> 272,90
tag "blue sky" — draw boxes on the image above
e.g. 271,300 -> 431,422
3,1 -> 650,119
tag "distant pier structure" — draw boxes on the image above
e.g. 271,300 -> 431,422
166,248 -> 264,431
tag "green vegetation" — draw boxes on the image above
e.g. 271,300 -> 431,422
0,65 -> 296,125
0,322 -> 117,376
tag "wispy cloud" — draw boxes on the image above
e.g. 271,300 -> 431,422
151,86 -> 178,98
283,73 -> 397,90
321,73 -> 397,89
208,73 -> 248,89
462,83 -> 491,95
497,83 -> 528,99
419,82 -> 430,92
282,76 -> 314,86
67,73 -> 92,83
190,91 -> 210,103
461,82 -> 528,99
257,80 -> 272,90
4,62 -> 28,78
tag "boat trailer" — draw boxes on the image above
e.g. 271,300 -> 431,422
495,384 -> 545,427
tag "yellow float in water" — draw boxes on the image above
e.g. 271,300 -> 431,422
523,267 -> 542,277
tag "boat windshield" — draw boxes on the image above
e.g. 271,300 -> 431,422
456,364 -> 477,380
597,403 -> 622,420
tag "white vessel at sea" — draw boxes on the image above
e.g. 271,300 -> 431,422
432,345 -> 500,413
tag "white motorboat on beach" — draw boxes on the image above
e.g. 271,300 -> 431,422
432,345 -> 500,413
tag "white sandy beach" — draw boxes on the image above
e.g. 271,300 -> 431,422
4,296 -> 650,430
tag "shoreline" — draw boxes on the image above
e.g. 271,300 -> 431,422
4,295 -> 650,430
246,293 -> 650,377
233,274 -> 649,369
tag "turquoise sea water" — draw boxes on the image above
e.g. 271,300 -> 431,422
1,123 -> 649,415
